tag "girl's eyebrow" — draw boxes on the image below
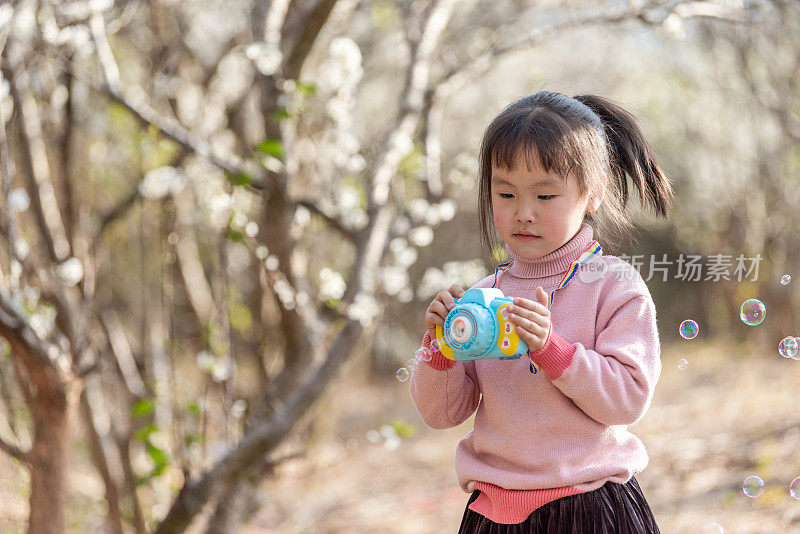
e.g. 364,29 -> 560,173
491,176 -> 562,188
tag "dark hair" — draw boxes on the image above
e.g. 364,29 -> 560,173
477,91 -> 673,260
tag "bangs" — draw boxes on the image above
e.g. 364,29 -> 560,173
487,108 -> 579,180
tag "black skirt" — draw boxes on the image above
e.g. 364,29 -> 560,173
458,477 -> 660,534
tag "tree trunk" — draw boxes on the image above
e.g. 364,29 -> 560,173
28,389 -> 70,534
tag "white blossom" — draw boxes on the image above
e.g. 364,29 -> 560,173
436,199 -> 457,222
231,399 -> 248,419
211,359 -> 233,382
398,288 -> 414,303
663,13 -> 685,39
0,75 -> 13,124
256,245 -> 269,259
196,350 -> 215,373
56,257 -> 84,287
244,42 -> 283,76
265,254 -> 279,271
346,293 -> 380,327
14,238 -> 29,259
392,216 -> 411,235
245,221 -> 259,237
409,227 -> 434,247
379,266 -> 409,296
416,260 -> 488,300
319,267 -> 346,300
389,237 -> 408,254
139,166 -> 187,199
294,206 -> 311,227
394,246 -> 418,268
408,198 -> 430,222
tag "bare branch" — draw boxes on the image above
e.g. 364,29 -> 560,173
294,198 -> 360,242
7,68 -> 73,263
0,433 -> 29,464
85,12 -> 269,190
100,309 -> 147,398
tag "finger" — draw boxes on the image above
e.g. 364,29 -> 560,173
449,284 -> 464,299
535,286 -> 549,308
509,313 -> 548,339
437,290 -> 458,311
512,297 -> 550,315
426,303 -> 448,324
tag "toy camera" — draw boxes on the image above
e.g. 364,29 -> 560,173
434,288 -> 529,361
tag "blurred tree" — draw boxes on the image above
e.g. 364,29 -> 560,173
0,0 -> 757,532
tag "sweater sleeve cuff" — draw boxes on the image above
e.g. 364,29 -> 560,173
421,331 -> 455,370
527,329 -> 575,380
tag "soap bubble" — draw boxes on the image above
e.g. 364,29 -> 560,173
780,274 -> 791,285
701,523 -> 724,534
406,358 -> 417,372
677,359 -> 688,370
679,320 -> 699,339
431,337 -> 443,351
778,336 -> 799,359
743,475 -> 764,498
739,299 -> 766,326
790,477 -> 800,500
416,347 -> 432,362
396,368 -> 410,382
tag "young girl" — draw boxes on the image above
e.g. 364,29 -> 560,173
410,91 -> 673,533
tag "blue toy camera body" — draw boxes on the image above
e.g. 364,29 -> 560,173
434,288 -> 529,361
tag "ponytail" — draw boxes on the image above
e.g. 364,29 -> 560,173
573,94 -> 674,218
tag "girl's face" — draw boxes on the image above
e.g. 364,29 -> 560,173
491,154 -> 600,260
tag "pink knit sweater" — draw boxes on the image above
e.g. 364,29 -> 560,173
409,223 -> 661,524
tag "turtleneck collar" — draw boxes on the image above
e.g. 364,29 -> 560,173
503,223 -> 596,279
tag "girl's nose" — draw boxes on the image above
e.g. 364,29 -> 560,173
515,210 -> 535,223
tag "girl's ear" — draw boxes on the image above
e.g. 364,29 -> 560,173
587,186 -> 605,213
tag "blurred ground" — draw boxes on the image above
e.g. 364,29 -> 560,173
2,339 -> 800,533
249,340 -> 800,534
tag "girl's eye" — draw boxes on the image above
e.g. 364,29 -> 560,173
498,193 -> 514,199
538,195 -> 556,200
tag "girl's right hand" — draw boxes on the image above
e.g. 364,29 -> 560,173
425,284 -> 464,341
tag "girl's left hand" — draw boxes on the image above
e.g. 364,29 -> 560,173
506,286 -> 551,353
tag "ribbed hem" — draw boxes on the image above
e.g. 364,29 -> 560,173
421,331 -> 455,370
528,331 -> 575,380
469,481 -> 582,524
504,223 -> 594,279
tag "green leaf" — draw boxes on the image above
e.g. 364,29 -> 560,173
226,228 -> 245,243
134,423 -> 158,442
390,419 -> 416,438
255,139 -> 284,158
225,171 -> 252,186
187,402 -> 202,417
145,441 -> 168,473
271,108 -> 292,123
296,82 -> 317,95
131,398 -> 155,418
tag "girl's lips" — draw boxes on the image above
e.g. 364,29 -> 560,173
514,234 -> 540,241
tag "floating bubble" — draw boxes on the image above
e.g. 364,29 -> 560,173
701,523 -> 724,534
677,359 -> 688,370
739,299 -> 766,326
743,475 -> 764,498
790,477 -> 800,500
416,347 -> 432,362
396,367 -> 410,382
778,336 -> 799,359
781,274 -> 791,285
679,320 -> 699,339
430,337 -> 443,351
